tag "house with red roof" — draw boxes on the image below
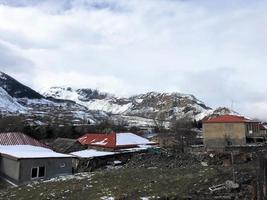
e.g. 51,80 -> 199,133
203,115 -> 262,149
77,132 -> 157,151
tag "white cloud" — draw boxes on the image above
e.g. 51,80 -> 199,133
0,0 -> 267,119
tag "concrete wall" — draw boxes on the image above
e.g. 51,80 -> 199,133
203,122 -> 246,148
0,156 -> 73,185
0,156 -> 20,184
19,157 -> 72,184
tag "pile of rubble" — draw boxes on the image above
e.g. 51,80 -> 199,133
124,149 -> 231,169
125,151 -> 199,169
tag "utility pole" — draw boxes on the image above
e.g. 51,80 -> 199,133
231,151 -> 235,182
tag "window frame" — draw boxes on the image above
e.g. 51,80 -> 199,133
31,167 -> 38,179
38,166 -> 45,178
31,166 -> 46,179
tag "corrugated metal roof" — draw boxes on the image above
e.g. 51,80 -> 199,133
77,132 -> 157,150
78,132 -> 116,148
0,132 -> 48,148
204,115 -> 256,123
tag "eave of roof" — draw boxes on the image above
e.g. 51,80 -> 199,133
203,115 -> 259,124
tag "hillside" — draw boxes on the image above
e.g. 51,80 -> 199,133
0,87 -> 26,113
44,87 -> 213,123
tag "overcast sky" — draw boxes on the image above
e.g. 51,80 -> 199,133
0,0 -> 267,119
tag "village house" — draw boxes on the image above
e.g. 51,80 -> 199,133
203,115 -> 263,149
70,132 -> 158,172
0,132 -> 73,185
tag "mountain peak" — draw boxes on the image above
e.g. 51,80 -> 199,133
0,71 -> 43,99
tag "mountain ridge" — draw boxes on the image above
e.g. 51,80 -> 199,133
0,72 -> 43,99
43,86 -> 213,122
0,72 -> 238,128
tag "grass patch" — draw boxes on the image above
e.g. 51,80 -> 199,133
0,166 -> 220,200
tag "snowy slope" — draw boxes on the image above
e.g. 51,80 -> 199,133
0,72 -> 106,125
43,87 -> 131,114
43,87 -> 213,122
0,87 -> 26,113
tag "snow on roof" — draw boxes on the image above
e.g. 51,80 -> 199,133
0,145 -> 73,159
118,145 -> 158,153
71,144 -> 158,158
70,149 -> 115,158
116,133 -> 155,146
78,133 -> 116,148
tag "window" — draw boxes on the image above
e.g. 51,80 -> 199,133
31,167 -> 38,179
31,166 -> 45,179
39,166 -> 45,177
60,163 -> 66,168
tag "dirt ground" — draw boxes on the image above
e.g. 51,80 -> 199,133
0,151 -> 258,200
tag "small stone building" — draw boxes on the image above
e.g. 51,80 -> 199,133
0,132 -> 73,185
51,137 -> 86,153
203,115 -> 261,149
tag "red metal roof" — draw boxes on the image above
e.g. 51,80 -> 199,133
77,132 -> 156,150
204,115 -> 255,123
78,132 -> 117,149
0,132 -> 48,148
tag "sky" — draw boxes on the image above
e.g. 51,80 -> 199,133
0,0 -> 267,119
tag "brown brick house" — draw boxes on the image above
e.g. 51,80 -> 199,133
203,115 -> 261,149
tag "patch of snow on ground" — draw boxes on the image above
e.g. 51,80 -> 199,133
43,172 -> 93,183
101,197 -> 114,200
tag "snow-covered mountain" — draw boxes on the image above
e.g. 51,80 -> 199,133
0,72 -> 106,125
0,71 -> 239,128
43,87 -> 213,123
